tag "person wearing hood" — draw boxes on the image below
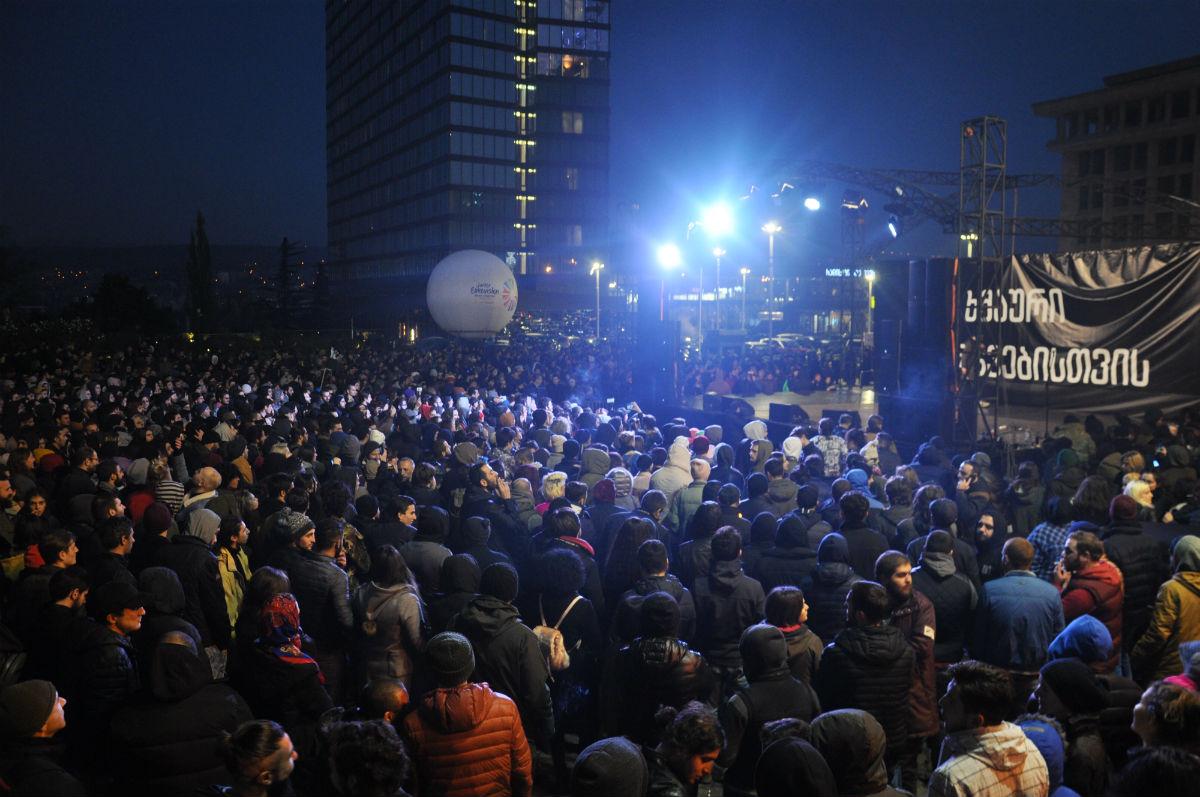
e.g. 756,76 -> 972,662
109,631 -> 253,796
426,553 -> 481,635
1034,659 -> 1109,797
571,735 -> 650,797
815,581 -> 914,768
352,544 -> 426,690
930,660 -> 1049,797
458,514 -> 513,573
801,532 -> 862,643
1018,715 -> 1081,797
1054,530 -> 1124,674
509,477 -> 544,533
151,506 -> 232,667
583,478 -> 622,559
693,528 -> 766,687
666,458 -> 711,539
845,468 -> 883,511
809,709 -> 908,797
754,735 -> 838,797
1132,535 -> 1200,681
913,531 -> 978,670
755,514 -> 818,592
710,442 -> 745,496
906,498 -> 982,592
739,511 -> 775,579
1101,495 -> 1169,665
1048,449 -> 1087,505
579,446 -> 611,495
131,500 -> 174,574
136,565 -> 207,675
717,624 -> 821,796
400,505 -> 453,595
450,562 -> 554,750
609,591 -> 715,744
715,483 -> 752,540
1007,462 -> 1047,540
763,458 -> 800,518
878,476 -> 914,548
650,438 -> 694,502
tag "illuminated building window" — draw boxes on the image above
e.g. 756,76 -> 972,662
561,111 -> 583,134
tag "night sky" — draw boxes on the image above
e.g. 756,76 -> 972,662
3,0 -> 1198,259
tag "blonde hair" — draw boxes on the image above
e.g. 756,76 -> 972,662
541,471 -> 567,500
1124,479 -> 1154,508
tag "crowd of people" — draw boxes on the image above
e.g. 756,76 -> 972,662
0,327 -> 1198,797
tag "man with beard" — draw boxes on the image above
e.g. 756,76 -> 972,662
876,550 -> 938,791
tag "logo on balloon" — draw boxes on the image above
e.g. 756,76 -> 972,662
501,278 -> 516,312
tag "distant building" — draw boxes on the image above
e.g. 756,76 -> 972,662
325,0 -> 610,281
1032,55 -> 1199,250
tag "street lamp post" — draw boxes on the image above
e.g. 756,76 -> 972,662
762,221 -> 781,340
712,247 -> 725,334
740,266 -> 750,329
590,261 -> 604,338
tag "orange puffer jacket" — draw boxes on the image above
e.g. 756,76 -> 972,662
402,682 -> 533,797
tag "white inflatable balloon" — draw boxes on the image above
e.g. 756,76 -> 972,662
426,250 -> 518,339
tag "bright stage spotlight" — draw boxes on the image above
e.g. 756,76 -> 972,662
657,243 -> 682,269
701,202 -> 735,239
803,196 -> 821,211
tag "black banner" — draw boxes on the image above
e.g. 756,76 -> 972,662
957,242 -> 1200,413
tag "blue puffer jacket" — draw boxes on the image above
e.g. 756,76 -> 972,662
972,570 -> 1064,671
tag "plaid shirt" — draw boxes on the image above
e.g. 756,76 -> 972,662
1028,521 -> 1070,582
929,722 -> 1049,797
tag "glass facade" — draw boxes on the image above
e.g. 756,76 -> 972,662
326,0 -> 610,278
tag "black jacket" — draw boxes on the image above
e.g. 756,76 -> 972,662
68,622 -> 140,732
673,535 -> 712,593
26,603 -> 89,687
814,624 -> 914,761
289,549 -> 354,649
461,485 -> 530,565
151,535 -> 231,648
457,515 -> 513,573
1101,520 -> 1169,651
803,542 -> 862,644
839,522 -> 890,580
613,637 -> 716,744
624,573 -> 697,642
0,739 -> 87,797
692,560 -> 765,669
235,645 -> 332,771
88,551 -> 137,591
451,594 -> 553,747
912,552 -> 977,663
755,517 -> 820,592
109,644 -> 253,797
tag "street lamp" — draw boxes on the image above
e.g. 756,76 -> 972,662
656,243 -> 682,321
590,261 -> 604,338
865,270 -> 875,347
712,247 -> 725,334
739,266 -> 751,329
762,221 -> 781,340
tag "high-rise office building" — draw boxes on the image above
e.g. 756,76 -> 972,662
1032,56 -> 1199,250
326,0 -> 610,281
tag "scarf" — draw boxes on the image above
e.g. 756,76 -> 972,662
256,593 -> 324,681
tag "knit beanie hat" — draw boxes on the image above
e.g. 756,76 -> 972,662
126,458 -> 150,487
1109,494 -> 1139,523
280,509 -> 316,541
454,442 -> 481,467
571,736 -> 649,797
425,632 -> 476,686
704,424 -> 724,445
591,478 -> 615,503
480,563 -> 519,603
0,681 -> 57,739
639,590 -> 681,638
1039,659 -> 1108,713
142,502 -> 173,535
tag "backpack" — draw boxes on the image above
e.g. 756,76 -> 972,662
532,595 -> 583,672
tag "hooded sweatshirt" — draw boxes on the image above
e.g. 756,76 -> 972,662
649,437 -> 693,500
1131,534 -> 1200,680
426,555 -> 481,635
579,447 -> 611,493
718,624 -> 822,792
803,533 -> 862,643
929,721 -> 1050,797
1018,718 -> 1079,797
693,559 -> 766,669
809,709 -> 908,797
765,477 -> 800,518
402,682 -> 533,797
710,443 -> 745,495
1048,615 -> 1113,672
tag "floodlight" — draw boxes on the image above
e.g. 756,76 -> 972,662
803,197 -> 821,211
701,203 -> 735,238
657,243 -> 682,269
